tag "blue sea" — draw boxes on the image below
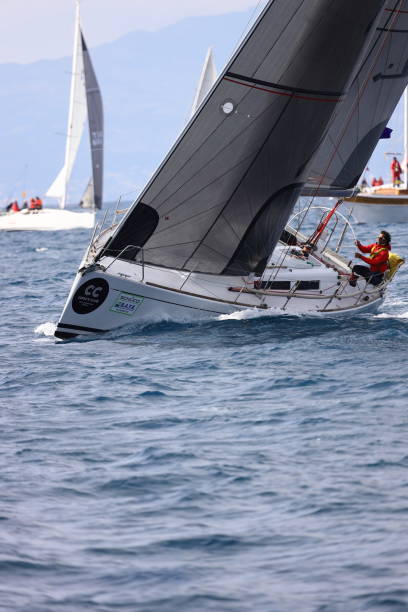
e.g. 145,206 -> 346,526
1,214 -> 408,611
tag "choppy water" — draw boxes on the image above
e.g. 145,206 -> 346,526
1,216 -> 408,611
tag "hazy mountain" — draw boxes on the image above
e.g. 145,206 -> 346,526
0,9 -> 404,207
0,11 -> 255,206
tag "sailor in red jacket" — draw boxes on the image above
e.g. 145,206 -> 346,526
391,157 -> 402,187
349,230 -> 391,287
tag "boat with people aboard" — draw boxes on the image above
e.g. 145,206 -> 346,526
0,0 -> 103,232
54,0 -> 406,340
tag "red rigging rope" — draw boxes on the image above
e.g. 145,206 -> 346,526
307,199 -> 343,247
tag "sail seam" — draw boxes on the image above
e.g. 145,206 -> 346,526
181,96 -> 292,271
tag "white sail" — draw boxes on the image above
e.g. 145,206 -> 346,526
190,47 -> 217,118
79,177 -> 94,208
46,1 -> 87,208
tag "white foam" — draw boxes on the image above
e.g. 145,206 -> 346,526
375,311 -> 408,320
218,307 -> 291,321
34,322 -> 57,337
35,247 -> 48,252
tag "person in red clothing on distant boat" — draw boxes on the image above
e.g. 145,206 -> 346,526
391,156 -> 402,187
349,230 -> 391,287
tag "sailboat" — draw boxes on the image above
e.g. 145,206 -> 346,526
54,0 -> 406,340
0,0 -> 103,232
190,48 -> 217,118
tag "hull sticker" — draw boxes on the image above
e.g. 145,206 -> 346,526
72,278 -> 110,314
110,292 -> 144,316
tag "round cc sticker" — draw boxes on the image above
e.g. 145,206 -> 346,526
72,278 -> 110,314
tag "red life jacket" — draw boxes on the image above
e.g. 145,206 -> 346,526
29,199 -> 36,209
368,244 -> 391,273
11,201 -> 20,212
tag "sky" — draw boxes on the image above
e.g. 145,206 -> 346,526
0,0 -> 262,64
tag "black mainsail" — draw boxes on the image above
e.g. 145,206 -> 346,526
305,0 -> 408,194
104,0 -> 388,275
82,32 -> 104,210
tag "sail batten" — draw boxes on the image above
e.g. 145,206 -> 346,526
105,0 -> 388,276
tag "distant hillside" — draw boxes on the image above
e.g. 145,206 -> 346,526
0,9 -> 404,207
0,11 -> 255,206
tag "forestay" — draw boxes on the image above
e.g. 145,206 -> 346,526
105,0 -> 387,276
305,0 -> 408,192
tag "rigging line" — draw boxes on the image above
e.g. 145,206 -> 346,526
230,0 -> 271,57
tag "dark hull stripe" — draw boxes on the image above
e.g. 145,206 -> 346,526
57,322 -> 107,334
225,71 -> 344,101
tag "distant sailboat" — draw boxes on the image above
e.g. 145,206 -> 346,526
190,48 -> 217,118
0,0 -> 103,231
54,1 -> 406,340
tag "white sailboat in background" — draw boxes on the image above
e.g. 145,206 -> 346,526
190,48 -> 217,118
0,0 -> 103,231
54,1 -> 406,340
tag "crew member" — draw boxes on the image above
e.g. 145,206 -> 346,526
349,230 -> 391,287
391,157 -> 402,187
35,196 -> 43,210
11,200 -> 20,212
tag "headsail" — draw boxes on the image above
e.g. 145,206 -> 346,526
82,33 -> 104,210
190,48 -> 217,118
104,0 -> 387,276
304,0 -> 408,194
46,2 -> 87,208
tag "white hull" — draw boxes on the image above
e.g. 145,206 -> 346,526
55,245 -> 386,339
345,201 -> 408,223
0,208 -> 95,231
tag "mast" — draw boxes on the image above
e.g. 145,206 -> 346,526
404,87 -> 408,189
60,1 -> 82,209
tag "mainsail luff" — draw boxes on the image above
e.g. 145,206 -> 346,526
305,0 -> 408,192
105,0 -> 388,276
82,33 -> 104,210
